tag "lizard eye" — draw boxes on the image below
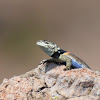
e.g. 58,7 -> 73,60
45,41 -> 49,44
46,42 -> 49,44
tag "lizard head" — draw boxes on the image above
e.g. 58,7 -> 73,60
36,40 -> 61,56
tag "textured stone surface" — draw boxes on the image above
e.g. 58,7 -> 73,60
0,60 -> 100,100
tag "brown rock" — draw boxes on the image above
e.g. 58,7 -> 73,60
0,60 -> 100,100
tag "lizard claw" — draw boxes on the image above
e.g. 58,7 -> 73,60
64,65 -> 72,71
38,60 -> 47,65
42,60 -> 47,64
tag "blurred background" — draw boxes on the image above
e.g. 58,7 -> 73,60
0,1 -> 100,83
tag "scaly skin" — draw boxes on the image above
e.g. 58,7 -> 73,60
36,40 -> 90,70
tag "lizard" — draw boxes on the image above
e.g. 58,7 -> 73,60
36,40 -> 90,70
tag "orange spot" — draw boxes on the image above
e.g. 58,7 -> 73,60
63,52 -> 70,55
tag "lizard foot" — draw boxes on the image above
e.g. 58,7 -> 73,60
63,67 -> 71,71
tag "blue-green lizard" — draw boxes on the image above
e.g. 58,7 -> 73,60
36,40 -> 90,70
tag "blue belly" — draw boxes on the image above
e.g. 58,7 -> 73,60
61,52 -> 89,69
61,55 -> 88,69
71,60 -> 84,68
62,61 -> 84,69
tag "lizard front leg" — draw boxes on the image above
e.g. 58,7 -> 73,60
65,58 -> 72,70
59,54 -> 72,70
43,58 -> 58,64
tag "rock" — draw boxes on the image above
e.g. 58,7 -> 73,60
0,60 -> 100,100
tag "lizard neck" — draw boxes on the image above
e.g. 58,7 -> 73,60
51,49 -> 66,59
